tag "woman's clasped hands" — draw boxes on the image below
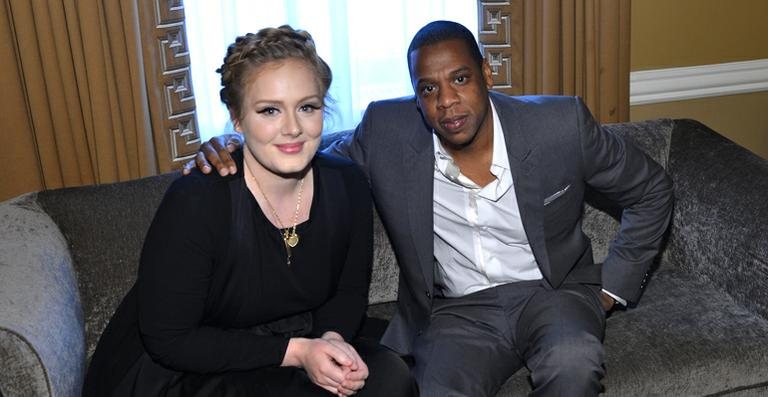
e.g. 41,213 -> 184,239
283,331 -> 369,396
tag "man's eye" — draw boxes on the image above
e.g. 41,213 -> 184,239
456,76 -> 467,84
420,85 -> 435,95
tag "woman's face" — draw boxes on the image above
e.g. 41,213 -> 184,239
234,58 -> 324,178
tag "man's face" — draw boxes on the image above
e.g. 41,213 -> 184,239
409,39 -> 494,151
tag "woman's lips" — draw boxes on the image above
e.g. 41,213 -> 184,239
275,142 -> 304,154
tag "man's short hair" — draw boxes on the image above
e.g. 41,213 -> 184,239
407,20 -> 484,73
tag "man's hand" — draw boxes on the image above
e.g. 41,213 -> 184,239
182,134 -> 243,176
600,291 -> 616,312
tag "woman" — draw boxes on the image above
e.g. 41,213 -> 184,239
83,26 -> 416,396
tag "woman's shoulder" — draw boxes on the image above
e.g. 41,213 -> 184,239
161,165 -> 242,217
167,150 -> 244,197
315,150 -> 355,168
315,151 -> 369,190
314,152 -> 371,214
165,168 -> 237,200
314,152 -> 364,177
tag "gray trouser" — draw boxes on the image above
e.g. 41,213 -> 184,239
412,280 -> 606,397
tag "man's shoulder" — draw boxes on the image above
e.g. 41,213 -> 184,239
491,92 -> 577,110
491,93 -> 587,130
366,95 -> 421,118
370,95 -> 417,108
356,95 -> 430,143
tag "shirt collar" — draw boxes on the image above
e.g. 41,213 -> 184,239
433,99 -> 510,189
489,99 -> 509,177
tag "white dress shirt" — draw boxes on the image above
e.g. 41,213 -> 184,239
432,102 -> 542,297
432,100 -> 626,305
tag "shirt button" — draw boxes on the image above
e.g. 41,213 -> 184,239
425,291 -> 431,299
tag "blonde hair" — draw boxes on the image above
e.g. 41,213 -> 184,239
217,25 -> 332,121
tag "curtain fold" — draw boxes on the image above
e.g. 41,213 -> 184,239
478,0 -> 631,123
1,0 -> 173,199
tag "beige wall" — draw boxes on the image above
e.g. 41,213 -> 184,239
631,92 -> 768,159
630,0 -> 768,159
631,0 -> 768,71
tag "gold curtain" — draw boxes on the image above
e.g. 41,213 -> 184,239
477,0 -> 631,123
0,0 -> 199,201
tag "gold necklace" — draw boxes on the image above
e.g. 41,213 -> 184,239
247,163 -> 305,265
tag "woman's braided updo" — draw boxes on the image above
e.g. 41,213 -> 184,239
218,25 -> 332,121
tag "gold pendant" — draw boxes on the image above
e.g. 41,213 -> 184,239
282,235 -> 292,266
286,232 -> 299,248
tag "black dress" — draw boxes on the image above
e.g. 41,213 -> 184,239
83,151 -> 415,396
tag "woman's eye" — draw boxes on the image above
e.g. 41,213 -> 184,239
300,104 -> 320,112
257,107 -> 278,115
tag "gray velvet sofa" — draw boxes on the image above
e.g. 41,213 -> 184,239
1,119 -> 767,396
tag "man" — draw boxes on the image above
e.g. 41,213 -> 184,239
187,21 -> 673,396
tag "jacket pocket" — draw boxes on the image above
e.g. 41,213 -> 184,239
543,184 -> 571,206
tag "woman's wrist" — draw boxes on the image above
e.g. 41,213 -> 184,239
282,337 -> 310,367
321,331 -> 344,342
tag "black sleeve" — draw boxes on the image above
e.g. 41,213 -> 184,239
137,175 -> 290,373
311,165 -> 373,340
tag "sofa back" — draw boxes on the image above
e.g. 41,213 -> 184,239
36,173 -> 177,358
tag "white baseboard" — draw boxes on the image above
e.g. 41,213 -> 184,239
629,58 -> 768,105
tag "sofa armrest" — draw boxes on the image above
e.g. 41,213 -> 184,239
0,193 -> 86,397
666,119 -> 768,319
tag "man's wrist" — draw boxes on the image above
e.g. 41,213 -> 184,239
601,289 -> 626,307
600,291 -> 617,311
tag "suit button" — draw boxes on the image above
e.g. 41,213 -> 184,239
425,291 -> 431,299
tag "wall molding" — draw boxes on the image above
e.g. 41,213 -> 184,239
630,58 -> 768,105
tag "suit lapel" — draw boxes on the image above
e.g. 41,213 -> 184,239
404,126 -> 436,291
491,94 -> 552,282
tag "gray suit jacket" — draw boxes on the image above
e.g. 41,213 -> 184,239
326,91 -> 673,355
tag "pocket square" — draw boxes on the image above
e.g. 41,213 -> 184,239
544,184 -> 571,206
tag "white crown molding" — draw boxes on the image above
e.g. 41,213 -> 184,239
629,58 -> 768,105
